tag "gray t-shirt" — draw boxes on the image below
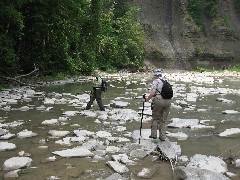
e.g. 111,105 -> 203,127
151,78 -> 163,94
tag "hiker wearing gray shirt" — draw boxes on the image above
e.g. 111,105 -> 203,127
144,70 -> 171,141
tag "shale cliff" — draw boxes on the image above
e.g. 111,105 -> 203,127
132,0 -> 240,70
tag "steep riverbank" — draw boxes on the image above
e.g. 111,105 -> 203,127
132,0 -> 240,70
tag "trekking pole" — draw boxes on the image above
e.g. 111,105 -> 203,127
139,94 -> 146,144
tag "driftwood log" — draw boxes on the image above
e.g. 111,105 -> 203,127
0,64 -> 39,86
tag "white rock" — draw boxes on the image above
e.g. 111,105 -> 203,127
106,161 -> 129,174
222,110 -> 239,114
167,118 -> 199,128
47,176 -> 60,180
187,154 -> 228,173
96,131 -> 112,138
0,128 -> 7,136
110,100 -> 129,108
43,98 -> 55,104
81,139 -> 104,150
48,130 -> 70,138
191,124 -> 215,130
216,98 -> 235,104
0,142 -> 16,151
80,110 -> 97,117
36,105 -> 46,111
0,133 -> 16,140
226,171 -> 237,177
46,156 -> 57,162
131,129 -> 158,140
52,147 -> 94,157
42,119 -> 59,125
17,129 -> 38,138
94,119 -> 101,123
113,126 -> 126,132
62,111 -> 80,116
3,157 -> 32,170
167,132 -> 188,140
178,155 -> 189,162
105,173 -> 127,180
4,170 -> 20,178
235,159 -> 240,167
107,137 -> 130,143
112,154 -> 135,165
137,168 -> 156,178
106,146 -> 120,153
219,128 -> 240,137
74,130 -> 95,137
130,149 -> 148,159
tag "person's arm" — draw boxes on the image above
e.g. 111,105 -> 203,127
145,89 -> 156,102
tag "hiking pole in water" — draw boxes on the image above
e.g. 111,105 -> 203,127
139,94 -> 146,144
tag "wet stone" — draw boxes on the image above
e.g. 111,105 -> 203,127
119,143 -> 144,154
219,128 -> 240,137
4,170 -> 20,180
235,159 -> 240,167
0,142 -> 16,152
106,161 -> 129,174
3,157 -> 32,170
105,173 -> 127,180
130,149 -> 148,159
110,100 -> 129,108
187,154 -> 228,173
137,168 -> 156,179
175,166 -> 229,180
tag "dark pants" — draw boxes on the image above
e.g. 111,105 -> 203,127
86,89 -> 105,110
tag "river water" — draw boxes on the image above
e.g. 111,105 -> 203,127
0,71 -> 240,179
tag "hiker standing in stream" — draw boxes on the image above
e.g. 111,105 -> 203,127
143,69 -> 173,141
85,70 -> 105,111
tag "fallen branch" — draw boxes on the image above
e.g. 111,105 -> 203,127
15,63 -> 39,79
0,76 -> 28,86
0,64 -> 39,86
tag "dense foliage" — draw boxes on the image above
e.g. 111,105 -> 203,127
0,0 -> 144,79
187,0 -> 217,29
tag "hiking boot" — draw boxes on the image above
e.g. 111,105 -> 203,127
100,109 -> 105,111
149,135 -> 157,139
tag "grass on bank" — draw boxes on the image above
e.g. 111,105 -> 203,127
196,64 -> 240,72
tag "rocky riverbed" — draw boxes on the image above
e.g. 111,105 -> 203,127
0,71 -> 240,179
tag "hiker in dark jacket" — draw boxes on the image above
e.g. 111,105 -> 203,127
143,70 -> 171,141
85,70 -> 105,111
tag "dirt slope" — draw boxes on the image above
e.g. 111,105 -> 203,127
132,0 -> 240,70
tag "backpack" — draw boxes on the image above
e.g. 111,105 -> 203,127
100,77 -> 108,92
157,79 -> 173,99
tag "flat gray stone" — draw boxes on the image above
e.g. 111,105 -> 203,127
175,166 -> 229,180
105,173 -> 127,180
187,154 -> 228,173
130,149 -> 148,159
156,139 -> 181,160
106,161 -> 129,174
119,143 -> 143,154
137,168 -> 156,179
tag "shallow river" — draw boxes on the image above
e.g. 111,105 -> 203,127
0,71 -> 240,179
